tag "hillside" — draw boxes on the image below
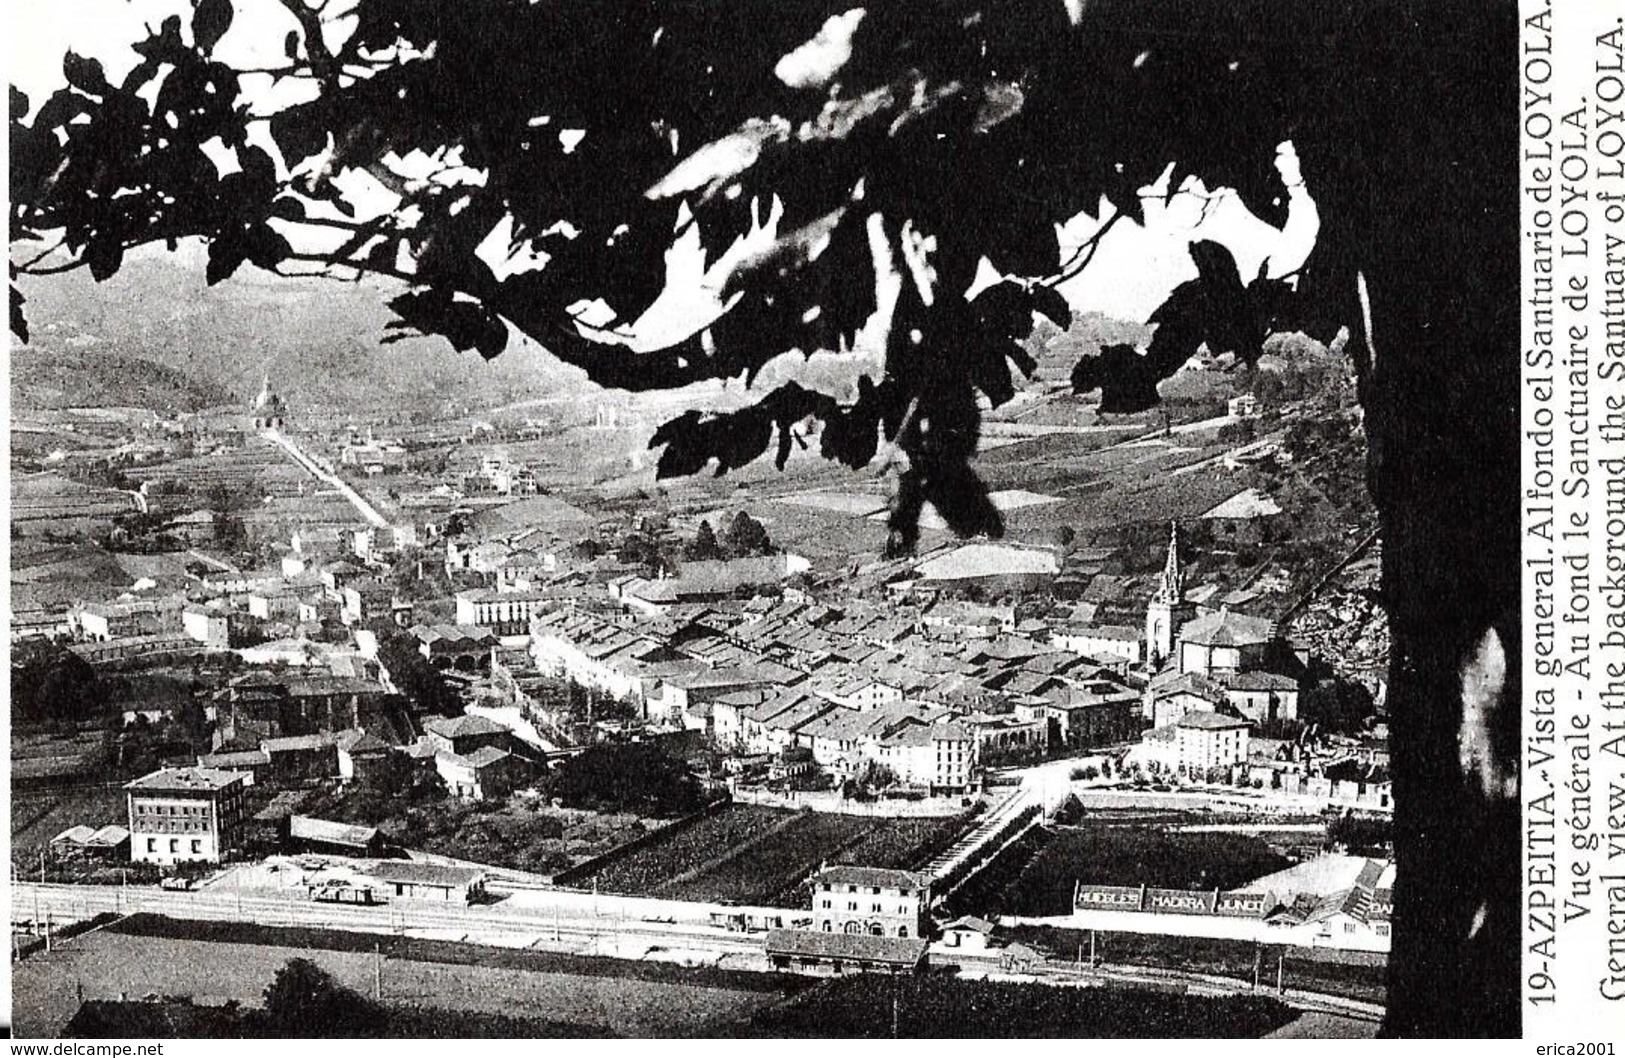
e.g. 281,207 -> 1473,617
11,249 -> 595,417
11,344 -> 236,414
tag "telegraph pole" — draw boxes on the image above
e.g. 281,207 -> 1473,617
373,942 -> 383,1000
1276,952 -> 1285,993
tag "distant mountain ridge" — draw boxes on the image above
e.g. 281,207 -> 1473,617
11,251 -> 594,417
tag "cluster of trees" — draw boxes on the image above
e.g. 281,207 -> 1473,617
212,511 -> 249,553
1051,793 -> 1085,825
1298,678 -> 1377,735
1214,418 -> 1256,445
979,740 -> 1051,770
684,511 -> 774,562
843,759 -> 900,798
544,742 -> 707,818
1327,813 -> 1394,856
64,956 -> 617,1039
322,753 -> 448,826
616,530 -> 676,574
1250,358 -> 1350,408
63,463 -> 138,493
11,641 -> 99,725
1066,759 -> 1114,783
387,548 -> 453,602
380,799 -> 576,877
374,631 -> 459,717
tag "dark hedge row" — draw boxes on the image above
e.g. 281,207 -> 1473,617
742,974 -> 1299,1038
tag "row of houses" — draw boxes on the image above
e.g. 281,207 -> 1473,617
207,698 -> 533,804
514,593 -> 1165,792
53,528 -> 420,661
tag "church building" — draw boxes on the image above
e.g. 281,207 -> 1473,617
1140,522 -> 1303,729
252,370 -> 288,432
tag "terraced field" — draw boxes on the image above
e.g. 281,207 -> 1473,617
578,805 -> 974,906
583,805 -> 796,896
660,811 -> 867,904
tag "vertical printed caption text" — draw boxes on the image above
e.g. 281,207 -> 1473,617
1523,0 -> 1625,1021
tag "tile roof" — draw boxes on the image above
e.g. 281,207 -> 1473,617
1178,609 -> 1276,647
289,815 -> 380,848
90,824 -> 132,846
1176,711 -> 1250,731
941,915 -> 996,935
424,713 -> 509,739
53,824 -> 131,848
458,745 -> 513,768
284,676 -> 384,697
887,721 -> 973,747
1223,671 -> 1299,692
125,767 -> 246,793
198,749 -> 271,768
412,623 -> 499,646
366,860 -> 485,888
765,929 -> 929,966
1060,624 -> 1142,642
815,865 -> 932,890
335,730 -> 393,754
261,733 -> 337,753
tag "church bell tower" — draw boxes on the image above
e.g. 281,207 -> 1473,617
1145,521 -> 1194,669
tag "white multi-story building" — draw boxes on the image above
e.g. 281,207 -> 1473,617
1051,624 -> 1146,667
1174,712 -> 1250,775
456,589 -> 556,635
879,721 -> 976,792
77,600 -> 174,641
180,604 -> 231,649
125,767 -> 247,866
811,866 -> 933,939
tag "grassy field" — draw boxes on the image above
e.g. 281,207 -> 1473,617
14,920 -> 799,1038
953,825 -> 1293,917
752,497 -> 941,563
580,805 -> 970,905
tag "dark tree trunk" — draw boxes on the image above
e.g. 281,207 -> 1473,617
1356,4 -> 1522,1036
